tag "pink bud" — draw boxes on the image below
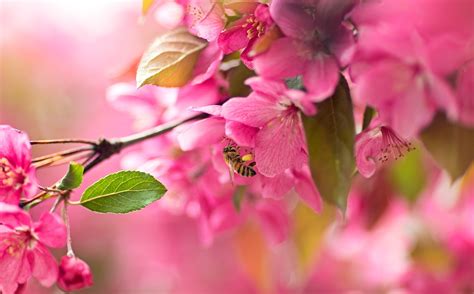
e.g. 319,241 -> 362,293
57,256 -> 93,291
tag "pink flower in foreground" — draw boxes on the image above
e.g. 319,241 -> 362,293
355,125 -> 414,178
0,125 -> 38,204
222,77 -> 313,177
0,203 -> 66,294
57,256 -> 93,291
254,0 -> 357,100
185,0 -> 225,41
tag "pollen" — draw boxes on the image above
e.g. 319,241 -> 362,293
242,16 -> 266,39
0,157 -> 27,190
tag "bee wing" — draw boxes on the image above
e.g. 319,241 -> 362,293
227,164 -> 235,185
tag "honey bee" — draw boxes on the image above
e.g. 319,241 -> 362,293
223,145 -> 256,181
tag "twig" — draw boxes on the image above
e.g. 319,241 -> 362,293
30,139 -> 96,145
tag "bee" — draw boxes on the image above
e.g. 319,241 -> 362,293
223,145 -> 256,181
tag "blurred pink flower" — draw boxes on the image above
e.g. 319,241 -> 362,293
0,204 -> 66,294
0,125 -> 37,205
355,125 -> 414,178
456,61 -> 474,127
221,77 -> 311,177
254,0 -> 357,100
57,256 -> 93,291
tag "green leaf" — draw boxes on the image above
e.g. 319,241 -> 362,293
302,76 -> 356,212
57,162 -> 84,190
285,76 -> 305,91
80,171 -> 166,214
421,113 -> 474,180
136,28 -> 207,88
227,63 -> 255,97
362,106 -> 376,131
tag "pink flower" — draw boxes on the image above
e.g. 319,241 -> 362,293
185,0 -> 225,41
57,256 -> 93,291
221,77 -> 312,177
0,203 -> 66,294
355,124 -> 414,178
0,125 -> 38,204
217,4 -> 273,67
254,0 -> 357,100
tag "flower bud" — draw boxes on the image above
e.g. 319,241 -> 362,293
57,256 -> 93,291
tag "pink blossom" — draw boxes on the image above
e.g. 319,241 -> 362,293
57,256 -> 93,291
0,125 -> 38,205
254,0 -> 357,100
221,77 -> 311,177
355,124 -> 414,178
0,203 -> 66,294
456,61 -> 474,127
185,0 -> 225,41
218,4 -> 273,67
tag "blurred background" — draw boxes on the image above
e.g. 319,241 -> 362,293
1,1 -> 473,293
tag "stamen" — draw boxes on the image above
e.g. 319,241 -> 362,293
378,127 -> 415,162
0,157 -> 27,190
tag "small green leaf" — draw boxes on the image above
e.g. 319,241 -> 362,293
362,106 -> 376,131
57,162 -> 84,190
421,113 -> 474,181
302,76 -> 356,212
80,171 -> 166,214
227,63 -> 255,97
285,76 -> 305,91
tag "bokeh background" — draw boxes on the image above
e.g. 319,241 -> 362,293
1,1 -> 473,293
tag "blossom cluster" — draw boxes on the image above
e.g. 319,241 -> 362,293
0,127 -> 93,293
108,0 -> 473,243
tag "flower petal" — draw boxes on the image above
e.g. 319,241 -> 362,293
292,166 -> 323,212
255,114 -> 307,177
222,95 -> 280,128
0,203 -> 31,229
260,172 -> 294,199
303,55 -> 340,102
253,37 -> 306,80
0,125 -> 32,170
33,213 -> 66,249
225,121 -> 258,147
29,244 -> 58,287
255,201 -> 289,244
176,117 -> 225,151
217,21 -> 249,54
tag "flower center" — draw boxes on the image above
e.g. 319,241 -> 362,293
242,15 -> 265,39
0,157 -> 27,190
377,127 -> 415,162
3,229 -> 32,257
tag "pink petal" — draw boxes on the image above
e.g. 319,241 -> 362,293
0,243 -> 30,290
303,55 -> 340,102
259,172 -> 294,199
209,201 -> 242,232
217,21 -> 249,54
329,25 -> 356,67
255,114 -> 307,177
457,61 -> 474,127
190,105 -> 222,116
354,129 -> 381,178
33,213 -> 66,249
176,117 -> 225,151
269,0 -> 315,39
253,37 -> 306,80
29,244 -> 58,287
292,166 -> 323,212
0,203 -> 31,229
192,41 -> 223,84
245,77 -> 287,101
186,1 -> 225,41
0,125 -> 32,170
222,95 -> 280,128
225,121 -> 258,147
255,201 -> 289,244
